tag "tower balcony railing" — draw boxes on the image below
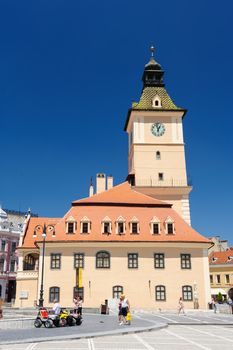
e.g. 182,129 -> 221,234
135,178 -> 192,187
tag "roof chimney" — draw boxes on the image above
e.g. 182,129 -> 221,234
107,175 -> 113,190
96,173 -> 106,194
89,177 -> 94,197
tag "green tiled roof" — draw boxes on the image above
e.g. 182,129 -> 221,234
132,87 -> 183,110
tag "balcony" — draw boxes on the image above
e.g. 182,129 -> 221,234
135,178 -> 192,187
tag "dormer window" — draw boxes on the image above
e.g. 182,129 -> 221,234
116,216 -> 126,235
80,216 -> 91,234
101,216 -> 112,235
150,216 -> 160,235
66,216 -> 76,234
165,217 -> 175,234
130,217 -> 139,234
152,95 -> 162,108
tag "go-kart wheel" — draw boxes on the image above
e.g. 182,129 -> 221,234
59,318 -> 67,327
67,315 -> 75,326
34,318 -> 42,328
44,319 -> 53,328
76,317 -> 82,326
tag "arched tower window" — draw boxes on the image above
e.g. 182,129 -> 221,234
156,151 -> 161,160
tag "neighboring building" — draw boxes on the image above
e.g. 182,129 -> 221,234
15,48 -> 212,309
0,208 -> 24,302
208,236 -> 230,254
209,250 -> 233,299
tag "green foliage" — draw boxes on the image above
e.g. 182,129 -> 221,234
217,292 -> 223,302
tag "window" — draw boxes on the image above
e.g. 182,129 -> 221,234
156,151 -> 161,160
82,222 -> 88,233
51,254 -> 61,269
154,253 -> 165,268
167,223 -> 174,234
153,223 -> 159,234
113,285 -> 123,299
74,253 -> 84,268
130,218 -> 139,234
0,258 -> 4,271
66,216 -> 76,234
155,285 -> 166,301
225,274 -> 230,284
23,254 -> 36,271
11,242 -> 17,253
165,217 -> 175,235
210,275 -> 213,284
152,95 -> 162,108
128,253 -> 138,268
102,217 -> 112,234
104,222 -> 110,233
96,251 -> 110,268
158,173 -> 164,181
116,216 -> 126,235
132,222 -> 139,234
10,259 -> 15,272
150,216 -> 160,235
216,275 -> 221,284
182,285 -> 193,301
80,217 -> 91,234
181,254 -> 191,269
0,285 -> 2,297
118,223 -> 124,234
49,287 -> 60,303
1,240 -> 6,251
73,286 -> 84,301
68,222 -> 75,234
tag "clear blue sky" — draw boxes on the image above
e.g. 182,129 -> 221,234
0,0 -> 232,243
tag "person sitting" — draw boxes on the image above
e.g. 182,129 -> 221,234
52,299 -> 61,315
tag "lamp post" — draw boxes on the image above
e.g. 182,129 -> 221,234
38,224 -> 47,307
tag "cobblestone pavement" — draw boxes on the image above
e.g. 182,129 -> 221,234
1,325 -> 233,349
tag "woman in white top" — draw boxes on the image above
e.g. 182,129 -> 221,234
119,294 -> 130,325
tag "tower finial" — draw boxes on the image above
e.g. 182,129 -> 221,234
150,45 -> 155,57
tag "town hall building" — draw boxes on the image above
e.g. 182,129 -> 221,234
14,48 -> 211,309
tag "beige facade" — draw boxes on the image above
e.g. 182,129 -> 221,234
15,242 -> 210,309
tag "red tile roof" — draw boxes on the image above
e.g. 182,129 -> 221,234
209,250 -> 233,265
21,182 -> 210,248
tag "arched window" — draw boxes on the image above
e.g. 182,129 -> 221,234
156,151 -> 161,160
113,285 -> 123,299
49,286 -> 60,303
96,251 -> 110,268
182,285 -> 193,301
155,285 -> 166,301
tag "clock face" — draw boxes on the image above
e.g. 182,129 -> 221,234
151,123 -> 165,136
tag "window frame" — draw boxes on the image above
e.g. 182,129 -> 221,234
156,151 -> 161,160
154,253 -> 165,269
67,222 -> 75,234
210,274 -> 213,284
96,251 -> 110,269
158,172 -> 164,181
49,286 -> 60,303
216,274 -> 221,284
180,254 -> 191,269
113,285 -> 123,299
225,274 -> 230,284
74,253 -> 84,268
182,285 -> 193,301
50,253 -> 61,270
155,285 -> 166,301
128,253 -> 138,269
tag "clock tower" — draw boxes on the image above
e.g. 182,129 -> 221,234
124,47 -> 192,225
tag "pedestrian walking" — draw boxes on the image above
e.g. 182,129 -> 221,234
119,294 -> 130,325
178,297 -> 185,315
212,297 -> 217,313
77,296 -> 83,316
118,295 -> 123,324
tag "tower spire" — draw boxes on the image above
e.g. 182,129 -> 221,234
142,45 -> 164,87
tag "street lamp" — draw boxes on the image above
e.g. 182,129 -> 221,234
38,224 -> 47,308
